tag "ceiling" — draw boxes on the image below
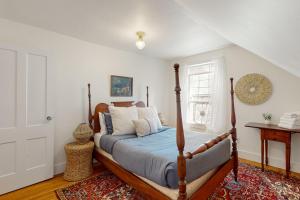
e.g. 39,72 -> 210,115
175,0 -> 300,77
1,0 -> 299,77
0,0 -> 230,60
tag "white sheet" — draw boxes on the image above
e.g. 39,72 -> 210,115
94,132 -> 103,148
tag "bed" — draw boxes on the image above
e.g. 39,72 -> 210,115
88,64 -> 238,200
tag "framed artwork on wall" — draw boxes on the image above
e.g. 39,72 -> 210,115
110,75 -> 133,97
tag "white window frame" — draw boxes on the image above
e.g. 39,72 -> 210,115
186,61 -> 216,127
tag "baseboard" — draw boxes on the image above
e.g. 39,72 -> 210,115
54,159 -> 99,175
239,150 -> 300,173
54,162 -> 66,175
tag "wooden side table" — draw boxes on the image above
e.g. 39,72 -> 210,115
64,141 -> 94,181
245,122 -> 300,178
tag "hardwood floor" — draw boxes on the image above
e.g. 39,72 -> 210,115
0,165 -> 105,200
239,158 -> 300,179
1,159 -> 299,200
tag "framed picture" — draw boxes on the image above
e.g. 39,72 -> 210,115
111,75 -> 133,97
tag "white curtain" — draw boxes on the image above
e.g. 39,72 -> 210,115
179,65 -> 189,129
207,57 -> 227,133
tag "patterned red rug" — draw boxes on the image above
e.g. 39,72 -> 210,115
210,163 -> 300,200
56,163 -> 300,200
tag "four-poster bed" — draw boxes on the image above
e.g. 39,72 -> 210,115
87,64 -> 238,200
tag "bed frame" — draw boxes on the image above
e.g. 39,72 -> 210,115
88,64 -> 238,200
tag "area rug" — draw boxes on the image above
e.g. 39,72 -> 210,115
210,163 -> 300,200
56,171 -> 145,200
56,163 -> 300,200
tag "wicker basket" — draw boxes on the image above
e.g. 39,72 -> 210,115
73,123 -> 93,144
64,141 -> 94,181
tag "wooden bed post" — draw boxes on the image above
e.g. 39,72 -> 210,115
174,64 -> 187,200
146,86 -> 149,107
230,78 -> 238,182
88,83 -> 93,130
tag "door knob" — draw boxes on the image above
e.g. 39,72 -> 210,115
46,116 -> 52,121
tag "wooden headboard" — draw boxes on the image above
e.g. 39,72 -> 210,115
87,84 -> 147,133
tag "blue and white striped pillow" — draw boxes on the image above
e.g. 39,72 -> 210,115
103,112 -> 113,135
132,118 -> 158,137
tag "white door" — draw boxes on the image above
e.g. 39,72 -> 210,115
0,46 -> 54,194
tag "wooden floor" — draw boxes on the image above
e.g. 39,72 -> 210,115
0,165 -> 105,200
1,159 -> 299,200
239,158 -> 300,179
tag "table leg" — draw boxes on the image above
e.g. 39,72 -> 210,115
286,137 -> 291,178
261,138 -> 265,171
265,140 -> 268,166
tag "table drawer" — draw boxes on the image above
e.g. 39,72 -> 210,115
262,130 -> 291,142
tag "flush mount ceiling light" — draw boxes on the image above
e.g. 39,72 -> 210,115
136,31 -> 145,50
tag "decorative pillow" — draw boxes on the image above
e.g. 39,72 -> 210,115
103,112 -> 113,135
137,107 -> 162,129
98,112 -> 107,135
133,118 -> 158,137
109,106 -> 138,135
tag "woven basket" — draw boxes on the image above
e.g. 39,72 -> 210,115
64,141 -> 94,181
73,123 -> 93,144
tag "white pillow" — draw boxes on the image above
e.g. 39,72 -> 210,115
137,107 -> 162,129
133,118 -> 158,137
98,112 -> 107,135
109,106 -> 138,135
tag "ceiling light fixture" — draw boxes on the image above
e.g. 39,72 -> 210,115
136,31 -> 145,50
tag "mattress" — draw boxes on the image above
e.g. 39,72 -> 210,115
95,147 -> 217,200
100,134 -> 136,154
97,127 -> 169,153
95,128 -> 230,189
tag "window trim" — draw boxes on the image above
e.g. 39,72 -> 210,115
186,61 -> 216,126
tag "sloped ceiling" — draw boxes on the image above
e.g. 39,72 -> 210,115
0,0 -> 299,77
175,0 -> 300,77
0,0 -> 230,59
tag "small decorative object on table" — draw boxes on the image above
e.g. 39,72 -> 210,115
263,113 -> 272,124
73,123 -> 93,144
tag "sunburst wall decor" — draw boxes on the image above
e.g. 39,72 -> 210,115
235,73 -> 272,105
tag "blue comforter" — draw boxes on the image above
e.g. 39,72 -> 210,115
100,128 -> 230,188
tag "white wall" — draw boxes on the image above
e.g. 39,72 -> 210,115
0,18 -> 169,174
2,17 -> 299,176
169,45 -> 300,173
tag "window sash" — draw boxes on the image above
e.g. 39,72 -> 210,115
187,62 -> 215,125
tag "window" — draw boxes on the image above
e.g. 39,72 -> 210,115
187,62 -> 216,126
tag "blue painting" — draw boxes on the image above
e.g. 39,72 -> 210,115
111,75 -> 133,97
